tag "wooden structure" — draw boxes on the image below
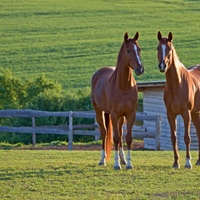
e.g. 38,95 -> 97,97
137,81 -> 199,150
0,109 -> 161,150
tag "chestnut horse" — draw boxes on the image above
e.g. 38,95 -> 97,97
91,32 -> 144,169
157,31 -> 200,168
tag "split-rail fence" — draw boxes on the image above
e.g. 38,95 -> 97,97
0,109 -> 161,150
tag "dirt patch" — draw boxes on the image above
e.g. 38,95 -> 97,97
10,141 -> 144,150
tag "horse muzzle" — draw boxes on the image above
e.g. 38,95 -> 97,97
135,65 -> 144,76
158,62 -> 166,73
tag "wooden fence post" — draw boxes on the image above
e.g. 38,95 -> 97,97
155,116 -> 162,150
32,117 -> 36,146
68,111 -> 73,150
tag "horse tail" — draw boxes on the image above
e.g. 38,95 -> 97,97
104,113 -> 113,161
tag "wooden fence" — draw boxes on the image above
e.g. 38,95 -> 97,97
0,109 -> 162,150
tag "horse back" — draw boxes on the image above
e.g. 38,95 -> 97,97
188,64 -> 200,71
188,65 -> 200,112
188,65 -> 200,89
91,67 -> 115,110
91,67 -> 115,85
188,64 -> 200,77
188,65 -> 200,82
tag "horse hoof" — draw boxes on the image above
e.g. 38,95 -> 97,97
195,161 -> 200,166
126,165 -> 133,170
172,164 -> 180,169
185,165 -> 192,169
113,166 -> 121,170
99,162 -> 106,166
121,160 -> 127,165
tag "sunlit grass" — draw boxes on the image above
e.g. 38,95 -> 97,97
0,150 -> 200,199
0,0 -> 200,91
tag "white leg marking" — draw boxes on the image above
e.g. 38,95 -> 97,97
119,147 -> 127,165
99,150 -> 106,166
185,157 -> 192,169
133,45 -> 142,66
126,150 -> 133,169
114,150 -> 121,170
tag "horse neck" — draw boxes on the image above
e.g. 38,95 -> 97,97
165,47 -> 185,91
114,48 -> 135,90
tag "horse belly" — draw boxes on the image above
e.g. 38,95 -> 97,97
193,92 -> 200,112
111,92 -> 138,115
164,94 -> 185,115
117,102 -> 136,115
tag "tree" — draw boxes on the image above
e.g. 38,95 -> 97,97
0,68 -> 26,109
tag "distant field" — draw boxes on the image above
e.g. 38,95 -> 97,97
0,0 -> 200,90
1,150 -> 200,199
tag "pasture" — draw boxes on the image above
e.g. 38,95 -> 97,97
1,1 -> 200,199
1,150 -> 200,199
0,0 -> 200,91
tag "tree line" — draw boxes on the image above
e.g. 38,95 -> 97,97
0,68 -> 93,144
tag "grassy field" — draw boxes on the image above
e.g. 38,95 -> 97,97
1,150 -> 200,199
0,0 -> 200,91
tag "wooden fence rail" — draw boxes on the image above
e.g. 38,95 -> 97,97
0,109 -> 161,150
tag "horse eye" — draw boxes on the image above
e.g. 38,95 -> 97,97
127,50 -> 130,53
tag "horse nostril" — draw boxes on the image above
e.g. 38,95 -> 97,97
158,63 -> 166,73
136,67 -> 144,74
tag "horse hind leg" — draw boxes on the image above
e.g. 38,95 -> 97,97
95,108 -> 107,166
191,112 -> 200,166
182,110 -> 192,169
125,113 -> 135,170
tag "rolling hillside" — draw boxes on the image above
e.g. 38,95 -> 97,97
0,0 -> 199,90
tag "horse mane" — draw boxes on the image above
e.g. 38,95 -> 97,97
109,41 -> 126,84
116,42 -> 125,68
171,45 -> 185,69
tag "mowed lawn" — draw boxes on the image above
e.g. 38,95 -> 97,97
1,150 -> 200,199
0,0 -> 200,90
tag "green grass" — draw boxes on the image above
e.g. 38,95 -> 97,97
0,140 -> 103,150
0,0 -> 200,90
1,150 -> 200,199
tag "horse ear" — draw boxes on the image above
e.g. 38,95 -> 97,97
168,32 -> 173,42
124,32 -> 128,41
157,31 -> 162,41
133,32 -> 139,41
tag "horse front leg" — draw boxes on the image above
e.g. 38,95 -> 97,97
125,111 -> 136,169
182,110 -> 192,169
118,116 -> 127,165
167,111 -> 180,168
111,114 -> 121,170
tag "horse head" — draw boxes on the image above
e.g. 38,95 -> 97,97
157,31 -> 173,73
123,32 -> 144,76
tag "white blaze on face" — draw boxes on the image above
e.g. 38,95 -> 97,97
159,44 -> 166,70
133,44 -> 142,66
161,44 -> 166,60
